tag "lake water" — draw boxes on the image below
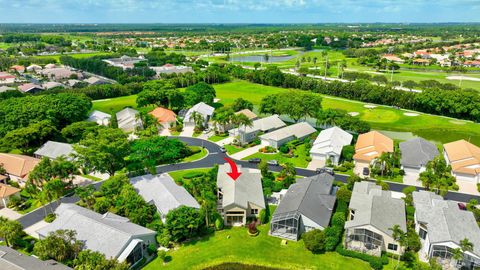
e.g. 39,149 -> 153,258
230,49 -> 322,63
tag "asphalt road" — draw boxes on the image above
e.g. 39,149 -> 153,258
18,136 -> 480,228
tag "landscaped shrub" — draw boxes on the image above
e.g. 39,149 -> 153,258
279,144 -> 289,154
147,243 -> 157,256
336,246 -> 387,270
215,217 -> 224,230
157,250 -> 167,262
331,212 -> 346,227
183,171 -> 205,179
44,213 -> 56,223
341,145 -> 355,161
324,226 -> 342,251
302,229 -> 325,253
305,157 -> 312,162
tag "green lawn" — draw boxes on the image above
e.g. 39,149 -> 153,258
167,168 -> 212,183
181,146 -> 208,162
144,224 -> 370,270
224,144 -> 247,155
208,134 -> 229,142
242,144 -> 310,168
214,81 -> 480,145
90,80 -> 480,145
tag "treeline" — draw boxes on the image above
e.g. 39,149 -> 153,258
39,82 -> 144,100
1,33 -> 71,46
0,93 -> 92,137
144,48 -> 187,66
60,55 -> 156,84
229,65 -> 480,122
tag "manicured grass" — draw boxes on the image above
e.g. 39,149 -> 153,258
181,146 -> 208,162
33,52 -> 112,62
144,223 -> 371,270
224,144 -> 247,155
215,81 -> 480,145
80,174 -> 102,182
168,168 -> 212,183
91,80 -> 480,145
241,144 -> 311,168
208,134 -> 229,142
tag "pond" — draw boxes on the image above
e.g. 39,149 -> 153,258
203,263 -> 282,270
230,49 -> 322,63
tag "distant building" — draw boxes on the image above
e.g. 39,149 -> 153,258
151,64 -> 193,76
84,76 -> 110,85
34,141 -> 75,160
87,110 -> 111,126
260,122 -> 316,148
116,108 -> 143,132
0,72 -> 16,84
42,81 -> 65,90
103,55 -> 146,70
18,83 -> 44,94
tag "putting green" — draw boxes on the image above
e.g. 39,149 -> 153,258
361,109 -> 401,123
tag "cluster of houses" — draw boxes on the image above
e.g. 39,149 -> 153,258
381,43 -> 480,67
102,55 -> 193,77
0,63 -> 112,94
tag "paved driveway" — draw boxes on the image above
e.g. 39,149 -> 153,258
229,145 -> 264,160
216,136 -> 235,146
307,159 -> 325,170
403,171 -> 422,187
0,207 -> 22,220
180,125 -> 195,137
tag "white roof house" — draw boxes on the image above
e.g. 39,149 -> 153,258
183,102 -> 215,126
413,191 -> 480,266
130,174 -> 200,221
36,204 -> 156,266
229,114 -> 286,136
116,108 -> 143,132
87,110 -> 111,126
260,122 -> 316,148
310,126 -> 353,165
34,141 -> 75,160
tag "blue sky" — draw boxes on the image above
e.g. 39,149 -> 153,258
1,0 -> 480,23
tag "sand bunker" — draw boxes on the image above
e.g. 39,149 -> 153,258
348,112 -> 360,116
404,112 -> 419,117
364,104 -> 377,109
446,76 -> 480,82
213,98 -> 221,103
450,120 -> 466,125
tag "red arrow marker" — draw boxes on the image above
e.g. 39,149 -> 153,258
224,157 -> 242,181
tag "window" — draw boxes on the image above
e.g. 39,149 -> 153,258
388,243 -> 398,251
251,209 -> 258,215
419,228 -> 427,240
350,210 -> 355,220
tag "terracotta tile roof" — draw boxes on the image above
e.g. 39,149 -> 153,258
148,107 -> 177,123
0,183 -> 20,198
0,153 -> 40,179
235,109 -> 257,120
444,140 -> 480,176
354,131 -> 394,162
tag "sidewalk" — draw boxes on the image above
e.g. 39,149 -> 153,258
180,125 -> 194,137
230,145 -> 263,160
0,207 -> 22,220
216,136 -> 234,146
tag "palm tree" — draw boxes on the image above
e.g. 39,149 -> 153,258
191,111 -> 204,131
234,114 -> 253,144
389,225 -> 406,269
452,238 -> 474,267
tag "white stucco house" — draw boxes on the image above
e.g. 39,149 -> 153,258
116,108 -> 143,133
87,110 -> 111,126
183,102 -> 215,128
309,126 -> 353,166
259,122 -> 316,149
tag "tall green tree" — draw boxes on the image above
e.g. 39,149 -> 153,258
0,217 -> 23,247
74,128 -> 130,176
33,229 -> 83,263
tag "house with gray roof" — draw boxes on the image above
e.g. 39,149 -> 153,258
270,173 -> 337,240
0,246 -> 71,270
228,114 -> 286,144
413,191 -> 480,268
400,138 -> 439,177
183,102 -> 215,128
34,141 -> 75,160
345,182 -> 407,257
87,110 -> 111,126
116,108 -> 143,133
260,122 -> 316,148
130,173 -> 200,221
217,163 -> 265,226
36,203 -> 156,268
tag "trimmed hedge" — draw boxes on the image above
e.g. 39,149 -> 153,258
182,172 -> 206,179
336,245 -> 388,270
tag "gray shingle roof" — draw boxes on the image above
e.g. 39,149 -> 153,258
130,173 -> 200,219
413,191 -> 480,256
273,173 -> 336,228
34,141 -> 75,160
36,204 -> 155,259
345,182 -> 407,236
217,164 -> 265,210
229,114 -> 286,134
259,122 -> 316,141
116,108 -> 143,132
0,246 -> 71,270
400,138 -> 439,168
